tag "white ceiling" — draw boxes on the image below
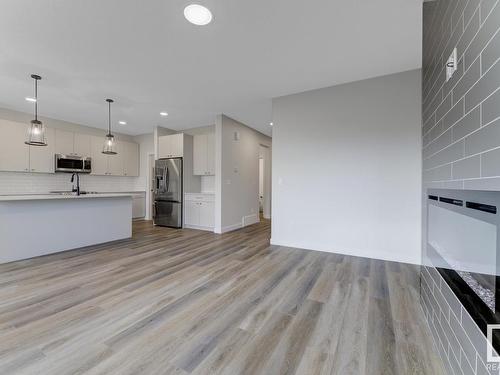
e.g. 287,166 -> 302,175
0,0 -> 423,136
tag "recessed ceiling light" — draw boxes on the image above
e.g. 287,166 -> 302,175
25,97 -> 37,102
160,112 -> 168,117
184,4 -> 213,26
270,122 -> 273,126
119,121 -> 127,125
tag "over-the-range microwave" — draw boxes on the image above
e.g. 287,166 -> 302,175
55,154 -> 92,173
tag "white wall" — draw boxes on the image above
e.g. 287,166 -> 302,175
215,115 -> 271,233
272,69 -> 422,264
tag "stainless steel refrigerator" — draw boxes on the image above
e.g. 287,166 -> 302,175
153,158 -> 183,228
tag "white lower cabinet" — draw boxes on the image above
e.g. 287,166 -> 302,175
184,194 -> 215,231
132,193 -> 146,219
185,201 -> 200,226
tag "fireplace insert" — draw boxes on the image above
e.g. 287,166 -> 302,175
427,189 -> 500,351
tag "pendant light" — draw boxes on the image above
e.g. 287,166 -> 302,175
25,74 -> 47,146
102,98 -> 117,155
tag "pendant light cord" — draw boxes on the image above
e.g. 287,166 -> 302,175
34,78 -> 38,121
108,100 -> 111,135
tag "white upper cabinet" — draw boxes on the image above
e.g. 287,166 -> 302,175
90,136 -> 109,175
193,134 -> 207,175
107,142 -> 124,176
55,130 -> 91,157
206,133 -> 215,175
193,133 -> 215,175
54,129 -> 74,155
90,136 -> 139,177
158,133 -> 184,158
0,120 -> 137,176
74,133 -> 91,156
0,120 -> 30,172
29,127 -> 55,173
122,141 -> 139,177
0,120 -> 54,173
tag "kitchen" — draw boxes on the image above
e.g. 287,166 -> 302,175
0,91 -> 267,264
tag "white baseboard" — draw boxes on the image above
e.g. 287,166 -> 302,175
214,214 -> 260,234
184,224 -> 214,232
216,222 -> 243,234
269,239 -> 421,265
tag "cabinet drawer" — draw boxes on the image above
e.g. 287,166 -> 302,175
185,194 -> 215,202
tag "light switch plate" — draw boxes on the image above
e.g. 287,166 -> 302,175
446,47 -> 458,82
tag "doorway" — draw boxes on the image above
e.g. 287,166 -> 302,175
259,145 -> 271,220
259,157 -> 264,213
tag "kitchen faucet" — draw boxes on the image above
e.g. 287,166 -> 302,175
70,173 -> 80,196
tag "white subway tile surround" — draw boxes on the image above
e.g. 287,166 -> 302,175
422,0 -> 500,374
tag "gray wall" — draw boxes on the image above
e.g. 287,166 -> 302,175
421,1 -> 500,374
272,69 -> 422,264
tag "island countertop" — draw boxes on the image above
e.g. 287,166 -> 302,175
0,193 -> 135,202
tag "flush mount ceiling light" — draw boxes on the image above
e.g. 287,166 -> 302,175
160,112 -> 168,116
270,122 -> 273,126
184,4 -> 212,26
119,121 -> 127,125
25,74 -> 47,146
102,99 -> 118,155
25,97 -> 37,103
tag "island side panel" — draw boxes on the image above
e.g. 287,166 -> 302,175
0,196 -> 132,263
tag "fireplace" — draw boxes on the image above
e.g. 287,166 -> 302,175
427,189 -> 500,352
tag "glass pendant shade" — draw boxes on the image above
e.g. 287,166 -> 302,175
25,74 -> 47,146
25,119 -> 47,146
102,98 -> 118,155
103,133 -> 117,155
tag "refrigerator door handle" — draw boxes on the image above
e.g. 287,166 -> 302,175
166,167 -> 170,192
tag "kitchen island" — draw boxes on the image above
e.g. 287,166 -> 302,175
0,193 -> 133,264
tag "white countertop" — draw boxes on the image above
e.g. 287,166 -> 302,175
0,193 -> 135,202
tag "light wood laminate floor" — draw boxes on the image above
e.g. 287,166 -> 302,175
0,219 -> 444,374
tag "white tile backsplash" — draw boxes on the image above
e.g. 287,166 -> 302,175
201,175 -> 215,193
0,172 -> 140,195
